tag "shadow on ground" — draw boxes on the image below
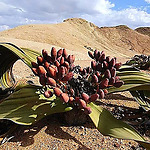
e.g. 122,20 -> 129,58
9,113 -> 93,149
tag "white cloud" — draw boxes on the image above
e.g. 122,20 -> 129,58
145,0 -> 150,4
0,25 -> 10,31
95,8 -> 150,28
0,0 -> 150,31
94,0 -> 115,14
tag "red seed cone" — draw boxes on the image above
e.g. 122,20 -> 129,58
55,60 -> 60,68
31,62 -> 38,68
103,61 -> 109,69
70,63 -> 75,70
88,51 -> 94,59
32,68 -> 39,76
39,74 -> 47,86
109,77 -> 115,85
106,56 -> 111,63
37,56 -> 44,64
42,49 -> 48,59
79,67 -> 83,72
91,61 -> 97,70
115,76 -> 120,81
99,78 -> 109,89
63,49 -> 67,58
95,71 -> 101,78
115,62 -> 122,70
64,66 -> 68,74
44,90 -> 53,98
46,56 -> 53,63
72,55 -> 75,63
98,89 -> 105,99
57,49 -> 63,58
104,69 -> 111,79
47,77 -> 56,86
44,61 -> 50,69
38,66 -> 47,75
103,89 -> 108,95
96,51 -> 101,61
114,81 -> 124,88
61,72 -> 74,81
84,106 -> 92,114
93,74 -> 99,83
109,58 -> 116,67
60,93 -> 69,103
82,92 -> 89,102
99,53 -> 105,62
89,94 -> 99,102
47,66 -> 56,78
54,87 -> 63,97
57,56 -> 61,62
51,47 -> 57,59
96,63 -> 102,71
60,66 -> 66,77
70,88 -> 75,96
79,99 -> 87,108
82,68 -> 87,75
67,55 -> 75,64
60,57 -> 65,65
101,51 -> 105,55
51,65 -> 58,72
63,61 -> 70,69
94,50 -> 98,59
69,97 -> 74,103
57,66 -> 64,79
110,67 -> 116,77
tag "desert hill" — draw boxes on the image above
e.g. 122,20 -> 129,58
0,18 -> 150,60
135,27 -> 150,37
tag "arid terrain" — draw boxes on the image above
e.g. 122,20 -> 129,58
0,18 -> 150,149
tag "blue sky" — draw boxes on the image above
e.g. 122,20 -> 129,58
0,0 -> 150,31
110,0 -> 150,12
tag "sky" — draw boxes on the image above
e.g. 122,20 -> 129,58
0,0 -> 150,31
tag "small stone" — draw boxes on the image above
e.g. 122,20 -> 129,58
114,143 -> 120,148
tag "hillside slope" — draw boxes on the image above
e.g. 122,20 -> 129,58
135,27 -> 150,37
0,18 -> 150,58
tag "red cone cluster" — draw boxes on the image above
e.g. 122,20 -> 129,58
87,50 -> 124,90
31,47 -> 124,114
32,47 -> 75,86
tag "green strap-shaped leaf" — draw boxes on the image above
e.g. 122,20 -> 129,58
88,102 -> 150,149
0,43 -> 40,92
130,91 -> 150,111
109,66 -> 150,111
0,84 -> 72,125
117,70 -> 149,77
108,83 -> 150,93
119,65 -> 139,71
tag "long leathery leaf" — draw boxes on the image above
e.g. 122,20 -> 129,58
0,43 -> 40,92
130,91 -> 150,111
88,102 -> 150,149
108,84 -> 150,93
0,84 -> 72,125
109,66 -> 150,111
